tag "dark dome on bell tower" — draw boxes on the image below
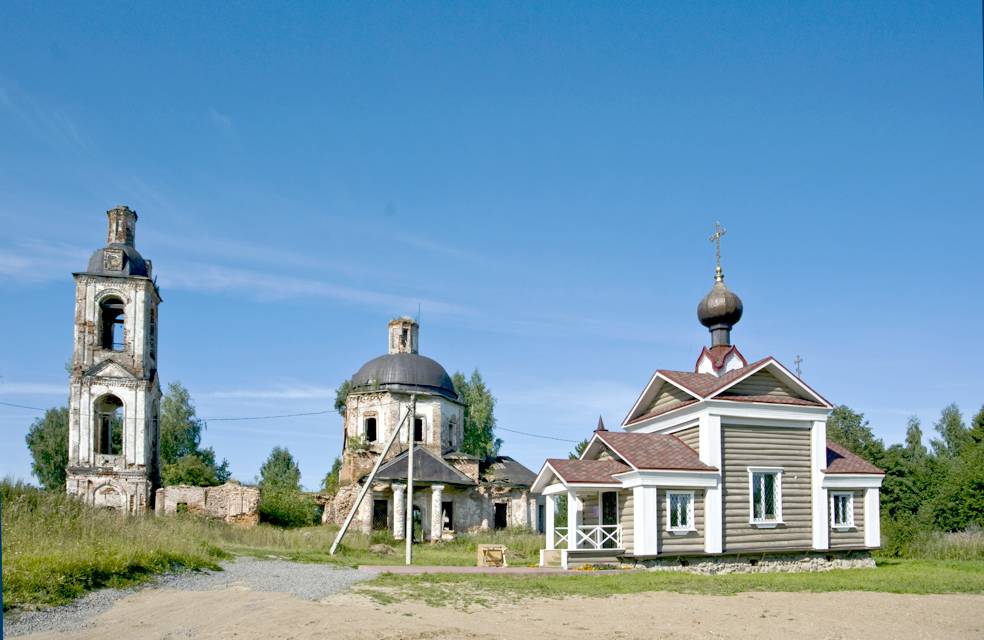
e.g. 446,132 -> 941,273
697,222 -> 743,347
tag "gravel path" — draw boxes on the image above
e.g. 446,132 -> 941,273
3,557 -> 373,638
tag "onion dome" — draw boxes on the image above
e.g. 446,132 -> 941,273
697,267 -> 743,347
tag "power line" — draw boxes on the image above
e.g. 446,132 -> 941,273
205,410 -> 333,422
0,400 -> 48,412
496,425 -> 578,443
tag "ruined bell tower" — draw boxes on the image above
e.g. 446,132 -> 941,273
66,206 -> 162,513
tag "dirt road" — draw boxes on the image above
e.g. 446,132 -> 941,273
11,584 -> 983,639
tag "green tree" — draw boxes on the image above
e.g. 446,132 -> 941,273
159,381 -> 230,486
161,453 -> 219,487
334,379 -> 352,417
24,407 -> 69,490
569,438 -> 590,460
826,405 -> 884,464
259,446 -> 303,492
969,405 -> 984,444
452,370 -> 502,461
930,403 -> 970,459
931,439 -> 984,531
322,456 -> 342,494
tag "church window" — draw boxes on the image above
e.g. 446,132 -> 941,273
95,395 -> 124,456
442,501 -> 454,531
365,417 -> 377,442
148,308 -> 157,360
99,297 -> 126,351
748,468 -> 783,525
666,491 -> 695,532
413,417 -> 424,443
831,492 -> 854,529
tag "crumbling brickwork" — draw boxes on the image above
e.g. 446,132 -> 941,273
155,482 -> 260,525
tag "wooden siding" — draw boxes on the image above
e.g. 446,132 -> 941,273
646,383 -> 693,415
721,425 -> 813,552
657,488 -> 705,555
829,489 -> 866,549
726,370 -> 801,400
675,425 -> 700,452
620,490 -> 634,550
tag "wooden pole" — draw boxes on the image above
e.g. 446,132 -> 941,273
329,404 -> 412,556
404,394 -> 416,565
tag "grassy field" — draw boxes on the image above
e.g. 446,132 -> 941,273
5,479 -> 984,611
0,479 -> 541,610
360,559 -> 984,607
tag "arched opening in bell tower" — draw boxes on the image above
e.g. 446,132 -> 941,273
95,394 -> 124,456
99,297 -> 126,351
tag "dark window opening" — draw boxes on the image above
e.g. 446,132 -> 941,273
494,502 -> 508,530
413,417 -> 423,443
99,298 -> 126,351
176,502 -> 188,513
365,417 -> 377,442
537,504 -> 545,533
148,308 -> 157,359
400,327 -> 408,350
96,395 -> 123,455
441,501 -> 454,531
411,505 -> 423,542
372,499 -> 388,530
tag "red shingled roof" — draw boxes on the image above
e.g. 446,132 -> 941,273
695,344 -> 748,371
625,398 -> 699,426
596,431 -> 717,471
825,441 -> 884,474
545,458 -> 630,484
658,357 -> 772,397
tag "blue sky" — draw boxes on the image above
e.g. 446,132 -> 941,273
1,2 -> 982,490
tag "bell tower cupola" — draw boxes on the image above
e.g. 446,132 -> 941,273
388,316 -> 419,355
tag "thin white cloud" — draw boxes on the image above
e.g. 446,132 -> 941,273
200,385 -> 336,400
0,382 -> 66,396
209,108 -> 234,134
159,262 -> 473,317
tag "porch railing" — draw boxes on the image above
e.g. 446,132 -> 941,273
553,524 -> 622,550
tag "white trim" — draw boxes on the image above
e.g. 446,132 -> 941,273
821,474 -> 884,489
614,469 -> 719,489
864,488 -> 881,547
830,491 -> 855,529
541,483 -> 567,496
622,372 -> 703,426
709,358 -> 832,409
747,467 -> 784,526
700,412 -> 723,553
633,485 -> 659,555
811,419 -> 829,550
531,462 -> 562,494
665,490 -> 696,533
626,402 -> 831,434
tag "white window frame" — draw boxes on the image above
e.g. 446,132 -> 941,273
747,467 -> 784,527
830,491 -> 855,530
665,490 -> 696,533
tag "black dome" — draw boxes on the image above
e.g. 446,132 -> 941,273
83,244 -> 150,278
697,280 -> 743,330
351,353 -> 458,400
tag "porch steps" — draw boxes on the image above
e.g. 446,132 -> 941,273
565,549 -> 623,569
540,549 -> 563,568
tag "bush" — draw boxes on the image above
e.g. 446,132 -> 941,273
257,489 -> 318,528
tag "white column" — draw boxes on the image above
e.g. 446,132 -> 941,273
864,488 -> 881,548
699,412 -> 723,553
633,486 -> 659,555
430,485 -> 445,542
567,489 -> 578,549
811,419 -> 830,550
545,495 -> 556,549
392,483 -> 406,540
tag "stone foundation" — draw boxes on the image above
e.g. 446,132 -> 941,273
629,550 -> 875,574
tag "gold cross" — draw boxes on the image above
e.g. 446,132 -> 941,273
709,221 -> 727,281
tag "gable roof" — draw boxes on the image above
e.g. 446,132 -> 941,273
372,446 -> 477,485
825,441 -> 884,475
593,431 -> 717,471
625,356 -> 832,426
543,458 -> 631,484
481,456 -> 536,487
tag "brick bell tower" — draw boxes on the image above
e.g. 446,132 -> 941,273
65,206 -> 162,513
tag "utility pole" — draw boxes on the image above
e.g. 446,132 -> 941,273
794,355 -> 803,378
404,394 -> 416,566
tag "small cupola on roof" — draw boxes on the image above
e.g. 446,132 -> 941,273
696,222 -> 747,376
80,205 -> 152,278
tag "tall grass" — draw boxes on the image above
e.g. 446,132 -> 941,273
2,479 -> 548,609
1,479 -> 226,610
